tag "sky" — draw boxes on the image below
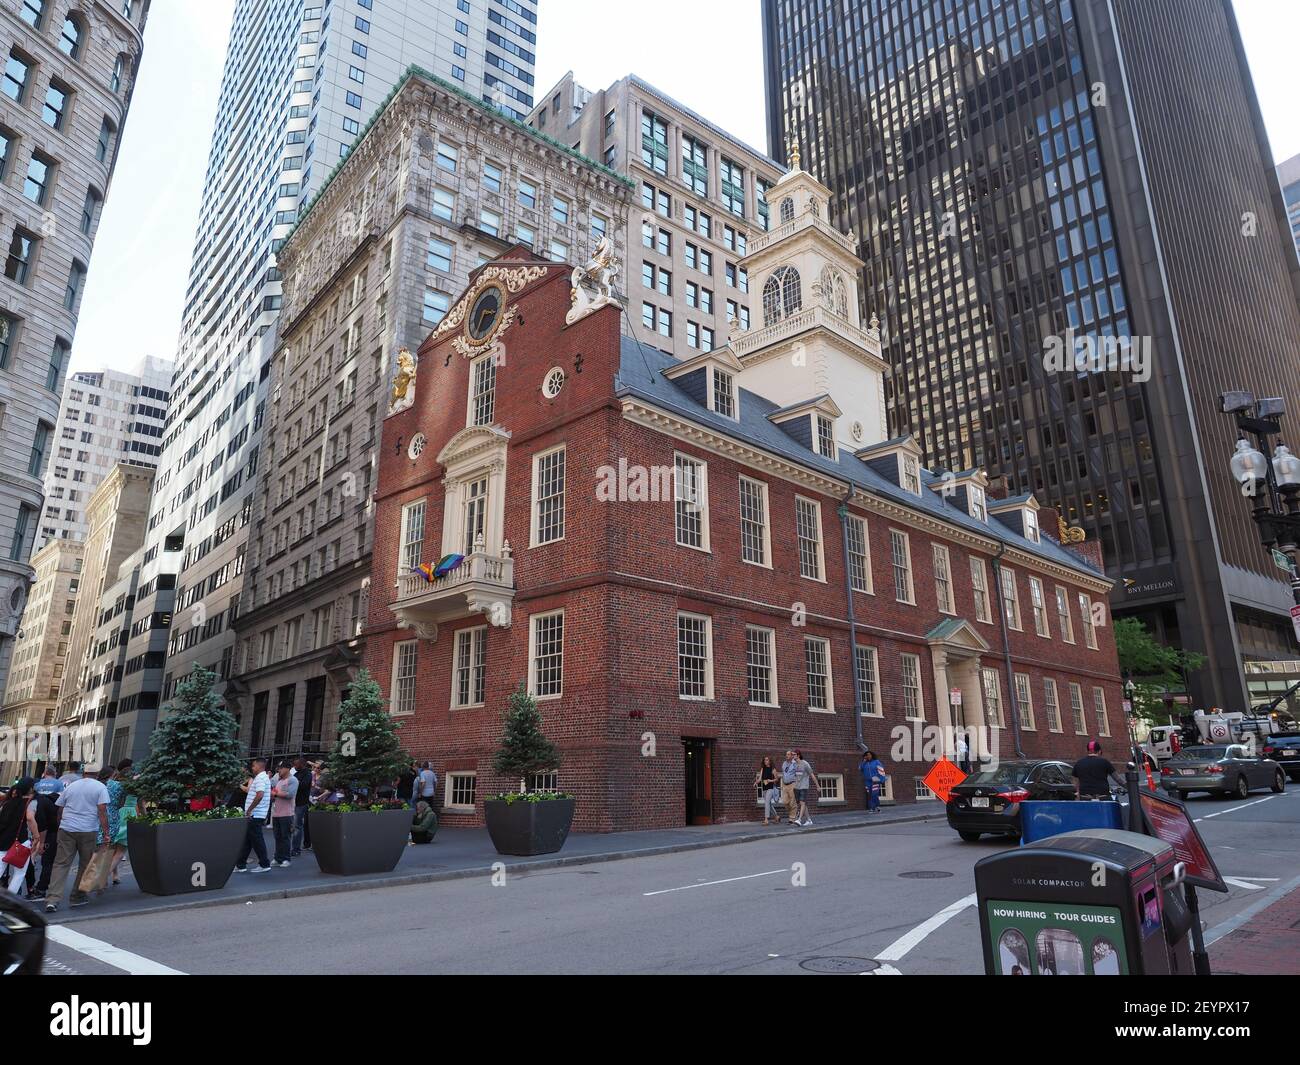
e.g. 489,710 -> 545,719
68,0 -> 1300,375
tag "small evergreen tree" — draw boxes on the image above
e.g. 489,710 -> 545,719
327,668 -> 409,796
132,664 -> 244,806
493,684 -> 560,792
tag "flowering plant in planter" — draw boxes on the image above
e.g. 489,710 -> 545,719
491,684 -> 562,797
490,791 -> 574,803
136,807 -> 245,826
312,798 -> 409,814
484,686 -> 573,856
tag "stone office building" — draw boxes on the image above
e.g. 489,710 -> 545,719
363,162 -> 1121,832
228,66 -> 632,761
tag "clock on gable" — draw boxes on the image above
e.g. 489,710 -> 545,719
467,285 -> 505,343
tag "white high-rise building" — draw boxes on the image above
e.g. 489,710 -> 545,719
140,0 -> 539,702
39,354 -> 173,549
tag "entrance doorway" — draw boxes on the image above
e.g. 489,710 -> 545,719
683,738 -> 713,825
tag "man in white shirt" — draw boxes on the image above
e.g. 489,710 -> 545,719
43,771 -> 110,913
234,758 -> 272,873
416,762 -> 438,805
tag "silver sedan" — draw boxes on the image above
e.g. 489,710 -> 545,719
1160,744 -> 1287,800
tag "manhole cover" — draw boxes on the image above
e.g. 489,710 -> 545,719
899,870 -> 954,879
800,957 -> 880,974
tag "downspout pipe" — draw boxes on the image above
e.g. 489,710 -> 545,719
838,493 -> 867,754
991,541 -> 1027,759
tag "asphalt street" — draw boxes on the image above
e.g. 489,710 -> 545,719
37,787 -> 1300,975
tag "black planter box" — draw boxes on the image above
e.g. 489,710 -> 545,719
310,808 -> 412,876
127,817 -> 247,897
484,798 -> 575,856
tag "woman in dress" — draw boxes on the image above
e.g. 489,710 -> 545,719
0,777 -> 40,897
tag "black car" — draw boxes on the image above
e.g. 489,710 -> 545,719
946,759 -> 1078,842
0,894 -> 45,975
1262,734 -> 1300,780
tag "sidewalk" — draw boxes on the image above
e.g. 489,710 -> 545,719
34,804 -> 941,924
1209,878 -> 1300,975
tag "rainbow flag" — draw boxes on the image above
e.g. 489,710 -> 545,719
433,553 -> 466,578
414,562 -> 436,583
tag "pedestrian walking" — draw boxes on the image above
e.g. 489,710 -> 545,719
77,766 -> 124,896
33,765 -> 63,799
270,762 -> 298,867
780,750 -> 800,825
291,757 -> 312,856
415,761 -> 438,806
1072,740 -> 1116,799
0,778 -> 40,897
753,756 -> 780,825
233,758 -> 272,874
43,772 -> 110,913
409,800 -> 438,844
955,732 -> 971,774
791,749 -> 819,826
57,762 -> 82,788
27,787 -> 59,899
858,750 -> 887,813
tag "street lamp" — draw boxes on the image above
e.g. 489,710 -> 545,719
1220,392 -> 1300,607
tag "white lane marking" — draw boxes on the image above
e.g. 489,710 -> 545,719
45,925 -> 186,976
864,964 -> 902,975
874,892 -> 977,962
1222,876 -> 1280,891
643,868 -> 789,897
1194,795 -> 1278,822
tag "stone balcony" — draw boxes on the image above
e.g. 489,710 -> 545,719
390,543 -> 515,641
746,209 -> 859,259
730,304 -> 885,366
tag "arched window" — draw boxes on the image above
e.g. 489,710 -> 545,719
59,15 -> 84,58
762,265 -> 802,326
779,196 -> 795,224
819,266 -> 850,318
110,55 -> 125,94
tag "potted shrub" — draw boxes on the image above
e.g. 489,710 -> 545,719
311,669 -> 413,875
484,685 -> 574,856
128,665 -> 248,896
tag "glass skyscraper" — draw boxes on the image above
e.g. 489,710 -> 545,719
763,0 -> 1300,709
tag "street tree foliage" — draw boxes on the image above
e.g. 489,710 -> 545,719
493,684 -> 560,790
132,664 -> 244,805
1114,617 -> 1206,723
327,668 -> 409,794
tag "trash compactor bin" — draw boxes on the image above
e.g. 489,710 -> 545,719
1019,799 -> 1123,844
975,828 -> 1194,975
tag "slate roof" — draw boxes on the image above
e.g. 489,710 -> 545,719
613,335 -> 1106,579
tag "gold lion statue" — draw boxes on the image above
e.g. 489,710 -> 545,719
391,348 -> 416,405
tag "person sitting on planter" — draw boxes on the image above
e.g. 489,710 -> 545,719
409,801 -> 438,844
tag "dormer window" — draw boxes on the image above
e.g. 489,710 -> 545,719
710,368 -> 735,419
815,414 -> 836,459
969,484 -> 987,522
902,454 -> 921,495
1024,508 -> 1039,543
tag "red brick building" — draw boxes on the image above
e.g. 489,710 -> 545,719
365,164 -> 1123,831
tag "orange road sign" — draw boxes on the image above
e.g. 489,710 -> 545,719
922,757 -> 968,803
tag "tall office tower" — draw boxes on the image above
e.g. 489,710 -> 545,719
1280,154 -> 1300,264
0,0 -> 150,700
763,0 -> 1300,708
0,538 -> 82,779
140,0 -> 539,711
527,74 -> 784,360
38,355 -> 172,548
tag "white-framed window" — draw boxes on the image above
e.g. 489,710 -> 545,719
845,514 -> 872,594
399,498 -> 425,575
902,454 -> 921,495
816,773 -> 844,804
914,778 -> 937,800
1069,682 -> 1086,734
677,612 -> 714,700
1079,593 -> 1098,649
795,496 -> 824,580
710,368 -> 736,419
855,644 -> 881,716
890,529 -> 914,604
390,640 -> 418,716
529,610 -> 564,699
1024,508 -> 1040,543
1000,566 -> 1021,630
933,544 -> 954,614
674,453 -> 709,551
745,625 -> 778,706
738,475 -> 770,567
531,446 -> 565,546
814,414 -> 836,459
529,770 -> 559,793
1093,686 -> 1110,736
804,636 -> 833,711
971,557 -> 991,623
1029,577 -> 1050,637
452,626 -> 487,708
1044,678 -> 1063,732
1056,586 -> 1075,643
1014,672 -> 1035,730
446,772 -> 477,810
968,484 -> 986,521
981,667 -> 1004,727
469,354 -> 496,426
901,652 -> 923,720
462,476 -> 488,554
